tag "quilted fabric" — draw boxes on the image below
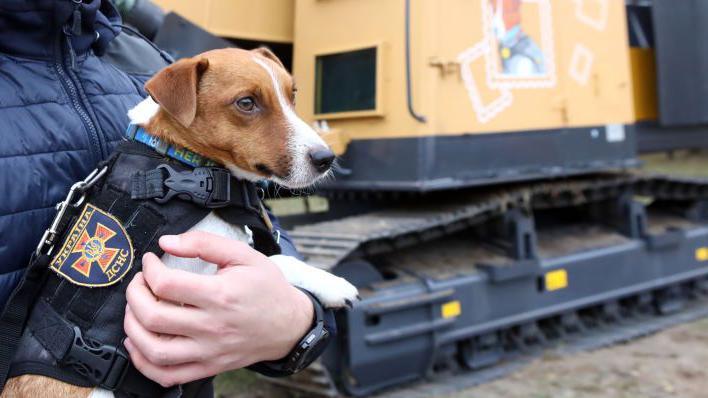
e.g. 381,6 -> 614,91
0,0 -> 145,307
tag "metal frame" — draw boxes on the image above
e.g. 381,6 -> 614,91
324,198 -> 708,396
324,125 -> 638,193
637,121 -> 708,153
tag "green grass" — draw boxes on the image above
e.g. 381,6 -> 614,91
214,369 -> 287,398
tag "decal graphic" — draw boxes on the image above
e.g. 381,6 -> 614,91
458,0 -> 556,123
50,204 -> 133,287
573,0 -> 609,32
458,42 -> 514,124
489,0 -> 545,75
569,43 -> 594,86
483,0 -> 557,89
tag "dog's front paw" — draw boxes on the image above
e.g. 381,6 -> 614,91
309,274 -> 359,309
270,254 -> 360,309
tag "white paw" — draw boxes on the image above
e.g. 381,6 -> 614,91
305,272 -> 359,308
270,255 -> 359,308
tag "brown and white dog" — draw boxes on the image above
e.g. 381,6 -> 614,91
4,47 -> 358,398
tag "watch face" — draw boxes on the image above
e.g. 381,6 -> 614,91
288,322 -> 329,373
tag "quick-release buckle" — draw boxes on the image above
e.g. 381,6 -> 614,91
64,326 -> 129,391
155,164 -> 231,208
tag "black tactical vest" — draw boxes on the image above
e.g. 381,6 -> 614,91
0,141 -> 279,397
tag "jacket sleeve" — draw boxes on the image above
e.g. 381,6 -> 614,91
248,211 -> 338,377
268,210 -> 337,336
268,211 -> 303,260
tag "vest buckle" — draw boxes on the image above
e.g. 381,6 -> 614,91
64,326 -> 129,391
132,164 -> 232,208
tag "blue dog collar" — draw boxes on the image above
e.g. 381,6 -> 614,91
125,124 -> 218,168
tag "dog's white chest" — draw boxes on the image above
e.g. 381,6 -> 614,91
160,212 -> 251,274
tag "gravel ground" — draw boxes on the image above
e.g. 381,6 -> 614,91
445,317 -> 708,398
216,150 -> 708,398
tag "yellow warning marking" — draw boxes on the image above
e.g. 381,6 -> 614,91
696,247 -> 708,262
441,300 -> 461,319
545,269 -> 568,291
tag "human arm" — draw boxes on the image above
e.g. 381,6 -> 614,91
123,231 -> 327,386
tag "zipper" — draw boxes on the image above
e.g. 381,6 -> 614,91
54,1 -> 108,163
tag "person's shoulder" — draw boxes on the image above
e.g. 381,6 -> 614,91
102,26 -> 172,79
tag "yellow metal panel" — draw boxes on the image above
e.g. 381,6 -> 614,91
545,269 -> 568,291
294,0 -> 636,141
152,0 -> 209,27
152,0 -> 294,43
558,0 -> 634,127
629,48 -> 658,121
209,0 -> 294,43
294,0 -> 428,140
441,300 -> 462,319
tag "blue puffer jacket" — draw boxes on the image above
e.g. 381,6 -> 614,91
0,0 -> 302,310
0,0 -> 146,308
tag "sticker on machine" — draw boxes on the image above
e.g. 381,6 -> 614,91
605,124 -> 625,142
50,203 -> 133,287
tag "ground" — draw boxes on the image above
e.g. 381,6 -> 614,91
445,317 -> 708,398
216,150 -> 708,398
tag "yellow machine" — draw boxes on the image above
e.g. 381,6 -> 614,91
150,1 -> 708,396
295,0 -> 633,138
155,0 -> 665,192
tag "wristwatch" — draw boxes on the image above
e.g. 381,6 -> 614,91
247,289 -> 331,377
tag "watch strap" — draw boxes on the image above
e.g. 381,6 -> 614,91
247,289 -> 330,377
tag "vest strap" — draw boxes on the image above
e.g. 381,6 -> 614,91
0,254 -> 51,392
30,300 -> 130,390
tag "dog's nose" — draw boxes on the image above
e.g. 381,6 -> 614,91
308,148 -> 335,172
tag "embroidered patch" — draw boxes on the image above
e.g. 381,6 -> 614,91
50,203 -> 133,287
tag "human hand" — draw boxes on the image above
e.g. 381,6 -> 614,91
123,231 -> 314,387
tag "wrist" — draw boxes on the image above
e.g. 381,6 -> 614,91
264,286 -> 315,361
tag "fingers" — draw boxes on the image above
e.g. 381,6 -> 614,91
158,231 -> 265,268
125,272 -> 210,335
124,337 -> 216,387
124,307 -> 206,367
141,252 -> 218,307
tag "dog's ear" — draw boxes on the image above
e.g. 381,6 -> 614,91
145,57 -> 209,127
252,47 -> 285,69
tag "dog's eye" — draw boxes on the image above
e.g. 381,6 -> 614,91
235,97 -> 257,113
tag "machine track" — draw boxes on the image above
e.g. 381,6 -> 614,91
269,172 -> 708,397
291,173 -> 708,271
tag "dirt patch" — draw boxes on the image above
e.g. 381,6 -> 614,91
445,318 -> 708,398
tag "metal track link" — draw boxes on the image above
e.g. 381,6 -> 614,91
292,173 -> 708,270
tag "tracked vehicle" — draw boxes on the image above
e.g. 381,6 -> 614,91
150,0 -> 708,396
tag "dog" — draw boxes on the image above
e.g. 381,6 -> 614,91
3,47 -> 358,398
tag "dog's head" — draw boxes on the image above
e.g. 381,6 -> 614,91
141,48 -> 334,189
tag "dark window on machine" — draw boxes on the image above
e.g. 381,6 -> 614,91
626,5 -> 655,48
315,47 -> 377,114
